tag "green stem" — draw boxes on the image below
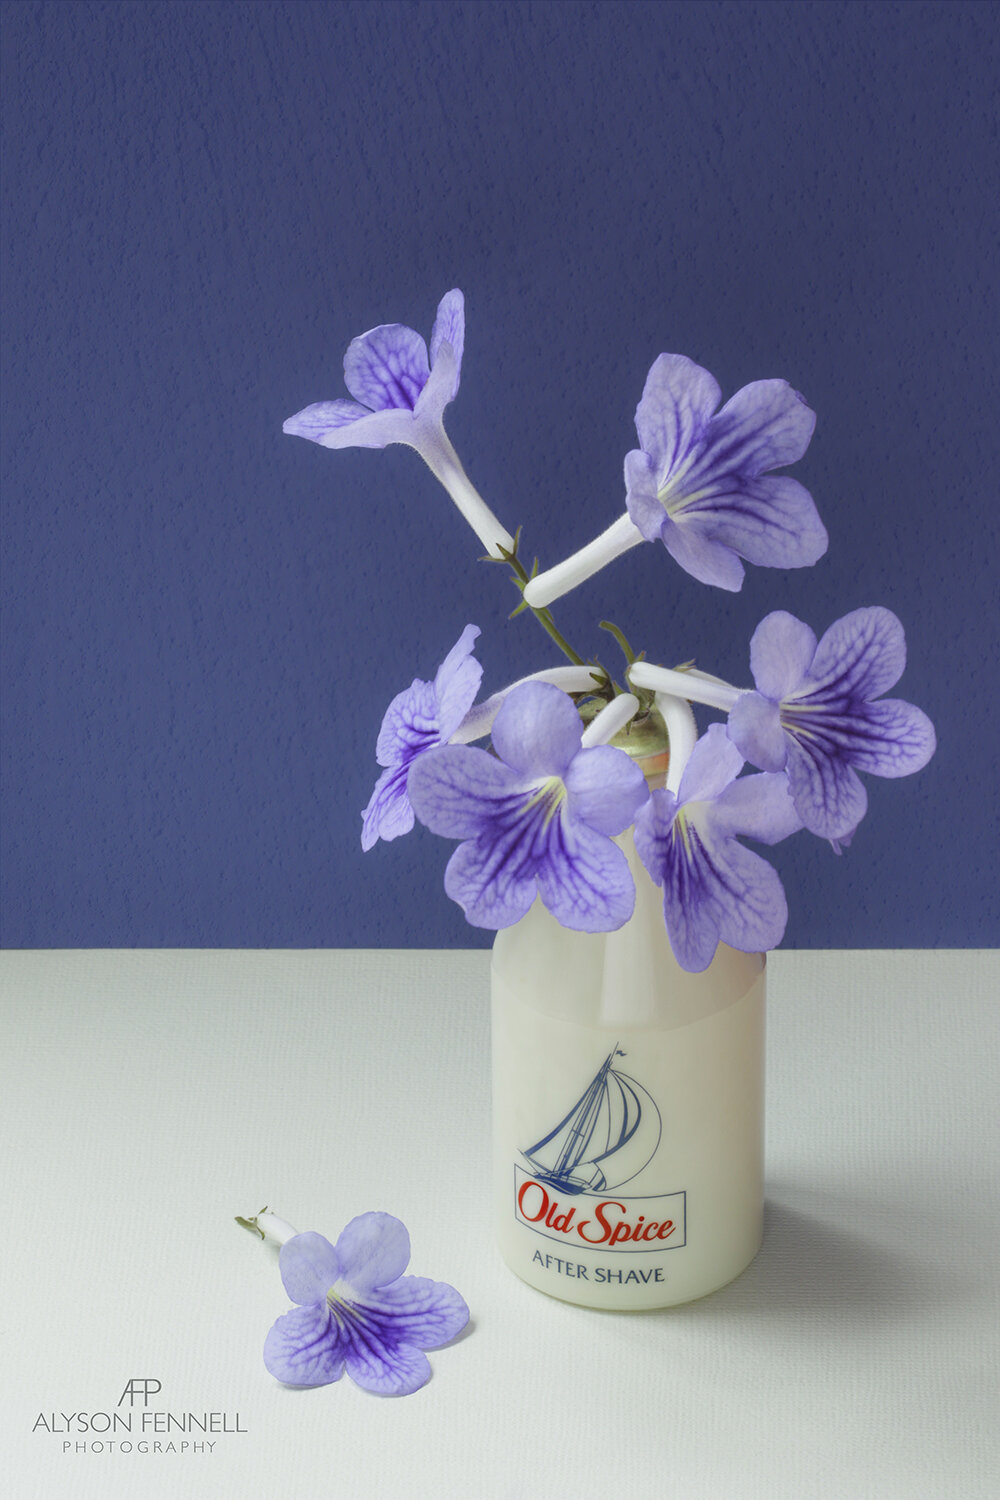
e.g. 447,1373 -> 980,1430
499,535 -> 588,669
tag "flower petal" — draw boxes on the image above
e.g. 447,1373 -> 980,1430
563,745 -> 649,836
443,831 -> 539,929
842,698 -> 936,777
727,692 -> 788,773
264,1302 -> 346,1386
343,323 -> 430,411
702,836 -> 791,955
407,744 -> 524,840
361,763 -> 414,850
660,515 -> 746,591
535,817 -> 636,932
683,474 -> 828,570
277,1231 -> 341,1305
364,1275 -> 470,1349
335,1212 -> 411,1293
429,288 -> 465,398
711,771 -> 802,845
375,678 -> 439,767
748,611 -> 818,700
805,606 -> 906,703
623,448 -> 667,543
690,379 -> 816,482
660,814 -> 789,971
313,404 -> 422,451
413,342 -> 459,427
283,399 -> 372,443
784,734 -> 868,839
490,681 -> 584,779
433,624 -> 482,742
634,353 -> 721,481
676,723 -> 744,805
342,1330 -> 432,1397
632,787 -> 678,888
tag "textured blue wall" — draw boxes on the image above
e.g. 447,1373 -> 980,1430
2,0 -> 997,948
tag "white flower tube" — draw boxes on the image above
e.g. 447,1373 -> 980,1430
629,660 -> 742,713
417,427 -> 515,559
522,513 -> 645,609
452,665 -> 605,743
654,692 -> 698,794
580,692 -> 640,748
237,1210 -> 299,1247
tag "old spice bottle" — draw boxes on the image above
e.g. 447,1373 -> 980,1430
490,709 -> 765,1310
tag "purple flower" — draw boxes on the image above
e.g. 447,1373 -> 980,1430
283,289 -> 465,452
362,625 -> 483,850
726,608 -> 937,841
633,724 -> 802,973
263,1213 -> 469,1396
624,353 -> 828,591
283,290 -> 513,556
407,681 -> 649,932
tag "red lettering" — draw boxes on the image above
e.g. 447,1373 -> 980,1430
656,1220 -> 675,1240
547,1205 -> 577,1234
578,1200 -> 627,1245
517,1181 -> 549,1223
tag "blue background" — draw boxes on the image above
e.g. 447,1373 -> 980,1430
2,0 -> 997,949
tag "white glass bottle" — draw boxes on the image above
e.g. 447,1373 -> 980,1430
490,731 -> 765,1310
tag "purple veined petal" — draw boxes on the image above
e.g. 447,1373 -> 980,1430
263,1302 -> 346,1386
361,763 -> 415,851
408,744 -> 526,840
335,1212 -> 411,1294
659,811 -> 790,971
701,835 -> 791,955
433,624 -> 483,742
710,771 -> 803,845
748,611 -> 819,700
535,817 -> 636,932
342,1329 -> 433,1397
676,723 -> 744,806
277,1232 -> 342,1305
443,830 -> 539,929
632,787 -> 678,888
375,679 -> 439,767
657,821 -> 727,973
689,379 -> 816,483
314,404 -> 422,451
660,514 -> 746,591
363,1275 -> 470,1350
634,354 -> 721,482
283,399 -> 372,443
343,323 -> 431,411
804,606 -> 906,704
784,734 -> 869,839
490,681 -> 584,779
428,288 -> 465,398
563,745 -> 649,836
681,473 -> 828,570
727,692 -> 788,774
624,448 -> 668,543
840,698 -> 936,777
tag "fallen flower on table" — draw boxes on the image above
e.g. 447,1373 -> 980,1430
238,1208 -> 469,1397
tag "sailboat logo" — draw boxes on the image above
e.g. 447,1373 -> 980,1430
520,1044 -> 662,1196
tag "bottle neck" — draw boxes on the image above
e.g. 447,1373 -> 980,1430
578,700 -> 670,789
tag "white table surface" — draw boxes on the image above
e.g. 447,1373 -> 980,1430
1,948 -> 997,1500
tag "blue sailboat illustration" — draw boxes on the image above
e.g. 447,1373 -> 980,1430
521,1045 -> 662,1196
